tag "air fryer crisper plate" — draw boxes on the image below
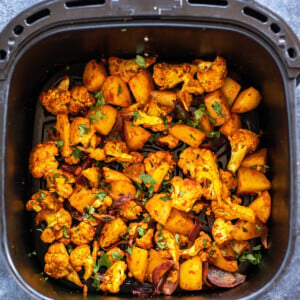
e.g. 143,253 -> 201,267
0,1 -> 299,300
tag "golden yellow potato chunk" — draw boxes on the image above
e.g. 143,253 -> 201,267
156,134 -> 179,149
170,124 -> 206,148
68,186 -> 95,212
109,180 -> 136,201
241,148 -> 268,172
231,87 -> 262,113
102,76 -> 131,107
248,191 -> 271,223
179,256 -> 202,291
221,77 -> 241,106
219,113 -> 242,137
83,59 -> 107,92
164,208 -> 194,235
146,249 -> 168,282
129,69 -> 155,105
87,104 -> 117,135
127,246 -> 148,283
237,167 -> 271,194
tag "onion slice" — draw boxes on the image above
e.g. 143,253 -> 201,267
188,217 -> 202,242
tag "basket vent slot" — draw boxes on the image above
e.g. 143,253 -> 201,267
188,0 -> 228,6
287,48 -> 297,59
242,7 -> 268,23
65,0 -> 105,8
26,8 -> 51,25
13,25 -> 24,36
0,50 -> 7,61
270,23 -> 281,34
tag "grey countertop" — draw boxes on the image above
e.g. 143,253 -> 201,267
0,0 -> 299,299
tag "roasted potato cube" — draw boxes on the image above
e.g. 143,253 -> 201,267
87,104 -> 117,135
123,163 -> 145,184
83,59 -> 107,92
109,180 -> 136,201
69,186 -> 94,212
219,113 -> 242,137
179,256 -> 203,291
145,193 -> 172,225
156,134 -> 179,149
170,124 -> 205,148
237,167 -> 271,194
99,217 -> 127,248
127,246 -> 148,283
204,90 -> 231,126
129,69 -> 155,105
248,191 -> 271,223
150,90 -> 177,108
221,77 -> 241,106
200,114 -> 214,135
136,228 -> 154,249
101,76 -> 131,107
164,209 -> 194,235
241,148 -> 268,172
231,220 -> 262,240
196,56 -> 227,92
108,56 -> 156,82
231,87 -> 262,113
123,120 -> 151,150
146,249 -> 168,282
103,167 -> 131,183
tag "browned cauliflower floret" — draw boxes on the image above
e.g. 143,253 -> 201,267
44,242 -> 82,287
45,169 -> 75,198
108,56 -> 156,82
36,208 -> 72,232
136,228 -> 154,249
170,176 -> 203,212
144,151 -> 176,192
99,217 -> 127,248
153,62 -> 197,90
178,147 -> 223,202
104,140 -> 136,163
119,200 -> 142,220
227,129 -> 259,174
70,221 -> 96,245
69,86 -> 95,115
39,77 -> 72,115
144,99 -> 172,117
69,241 -> 99,281
106,247 -> 125,264
212,218 -> 234,245
29,141 -> 59,178
195,56 -> 227,92
220,169 -> 237,191
54,114 -> 72,157
99,261 -> 127,293
69,186 -> 95,212
26,190 -> 62,213
69,117 -> 97,148
180,232 -> 211,258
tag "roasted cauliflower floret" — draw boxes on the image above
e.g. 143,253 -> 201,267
180,232 -> 211,258
36,208 -> 72,232
44,242 -> 82,287
178,147 -> 223,202
26,190 -> 62,213
104,140 -> 136,163
70,241 -> 99,281
136,228 -> 154,250
39,77 -> 72,115
195,56 -> 227,92
227,129 -> 259,174
119,200 -> 142,220
170,176 -> 203,212
106,247 -> 125,264
70,221 -> 96,245
153,62 -> 197,90
69,117 -> 97,148
99,217 -> 127,248
69,86 -> 95,115
29,141 -> 59,178
220,169 -> 237,191
45,169 -> 75,198
99,261 -> 127,293
144,151 -> 176,192
212,218 -> 234,245
108,56 -> 156,82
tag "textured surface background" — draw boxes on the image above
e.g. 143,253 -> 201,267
0,0 -> 299,299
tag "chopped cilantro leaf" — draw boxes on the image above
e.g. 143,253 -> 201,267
250,164 -> 270,169
83,205 -> 95,221
161,116 -> 169,130
62,227 -> 69,238
242,227 -> 248,232
175,233 -> 180,245
71,146 -> 83,159
95,191 -> 107,201
160,194 -> 171,201
190,134 -> 196,141
39,190 -> 47,200
144,215 -> 151,222
209,116 -> 216,124
134,55 -> 146,68
53,173 -> 60,179
89,110 -> 107,124
93,252 -> 112,273
111,252 -> 123,260
239,252 -> 263,265
137,227 -> 146,237
139,173 -> 157,197
133,111 -> 142,120
212,102 -> 226,118
252,244 -> 262,251
78,124 -> 91,136
148,132 -> 161,143
93,90 -> 106,108
203,238 -> 207,248
54,140 -> 64,148
126,245 -> 134,255
207,131 -> 221,138
194,104 -> 206,120
28,250 -> 37,257
255,225 -> 262,232
178,191 -> 185,197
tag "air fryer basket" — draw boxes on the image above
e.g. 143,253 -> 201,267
0,0 -> 299,299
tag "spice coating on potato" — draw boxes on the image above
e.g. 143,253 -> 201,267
83,59 -> 107,92
231,87 -> 262,113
